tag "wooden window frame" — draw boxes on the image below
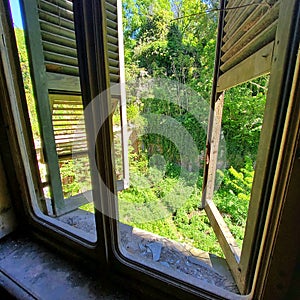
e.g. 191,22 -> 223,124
18,0 -> 129,216
1,0 -> 300,298
201,0 -> 300,294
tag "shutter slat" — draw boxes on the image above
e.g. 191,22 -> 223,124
221,3 -> 279,62
105,2 -> 117,14
41,31 -> 76,49
39,10 -> 74,30
43,41 -> 77,58
42,0 -> 73,11
220,19 -> 278,73
45,61 -> 79,76
39,0 -> 74,21
108,58 -> 119,67
40,20 -> 75,40
44,51 -> 78,67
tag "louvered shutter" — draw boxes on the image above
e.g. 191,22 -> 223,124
217,0 -> 280,91
21,0 -> 129,215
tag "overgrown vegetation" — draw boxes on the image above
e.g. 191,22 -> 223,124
15,0 -> 267,257
118,0 -> 267,255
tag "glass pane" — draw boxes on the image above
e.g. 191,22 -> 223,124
213,76 -> 268,248
10,0 -> 97,241
117,1 -> 239,294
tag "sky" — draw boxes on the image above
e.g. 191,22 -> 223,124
9,0 -> 23,28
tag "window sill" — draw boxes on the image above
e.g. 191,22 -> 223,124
56,209 -> 238,294
0,231 -> 135,299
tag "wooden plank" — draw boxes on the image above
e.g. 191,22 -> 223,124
106,10 -> 117,22
108,57 -> 119,67
205,200 -> 242,286
53,107 -> 83,111
53,112 -> 83,116
224,0 -> 254,35
39,0 -> 74,21
107,33 -> 118,45
117,0 -> 129,189
57,151 -> 88,160
109,73 -> 120,83
105,1 -> 117,14
108,50 -> 118,60
107,18 -> 118,30
217,41 -> 274,92
201,0 -> 226,209
45,61 -> 79,76
47,75 -> 81,92
202,92 -> 224,204
42,0 -> 73,12
41,30 -> 76,49
239,0 -> 300,293
222,2 -> 279,53
220,19 -> 277,73
38,10 -> 74,30
40,20 -> 75,40
109,65 -> 120,75
43,41 -> 77,58
224,0 -> 261,40
56,191 -> 90,215
221,4 -> 279,62
55,135 -> 86,141
44,51 -> 78,67
20,0 -> 65,214
224,0 -> 243,23
107,42 -> 118,52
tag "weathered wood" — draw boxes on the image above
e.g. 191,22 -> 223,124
42,0 -> 73,11
39,0 -> 74,21
41,30 -> 76,49
105,1 -> 117,14
109,73 -> 120,83
21,0 -> 65,214
38,10 -> 74,30
221,5 -> 279,63
107,42 -> 118,53
201,0 -> 226,209
56,191 -> 91,216
45,61 -> 79,75
44,51 -> 78,67
224,0 -> 259,39
222,2 -> 279,53
205,200 -> 242,285
47,73 -> 81,92
40,20 -> 75,40
239,0 -> 300,293
107,33 -> 118,45
117,0 -> 129,188
217,41 -> 274,92
43,41 -> 77,58
224,0 -> 243,23
202,92 -> 224,203
220,19 -> 277,73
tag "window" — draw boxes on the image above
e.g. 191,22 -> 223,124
2,0 -> 300,299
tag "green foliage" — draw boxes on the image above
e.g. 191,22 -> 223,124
222,77 -> 268,168
119,0 -> 264,255
214,158 -> 254,246
59,157 -> 92,198
14,28 -> 40,140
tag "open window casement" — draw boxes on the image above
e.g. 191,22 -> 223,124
20,0 -> 129,216
10,0 -> 300,297
201,0 -> 300,294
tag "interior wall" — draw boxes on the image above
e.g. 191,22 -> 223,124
0,151 -> 17,239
